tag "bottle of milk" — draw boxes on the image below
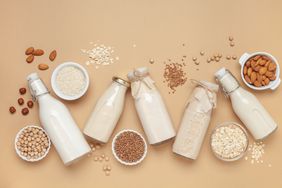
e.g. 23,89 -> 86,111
27,73 -> 91,166
127,67 -> 176,145
173,80 -> 219,160
215,68 -> 277,140
83,76 -> 130,143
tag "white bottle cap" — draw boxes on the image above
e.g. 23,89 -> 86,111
134,67 -> 149,76
27,73 -> 39,81
127,71 -> 135,81
214,68 -> 240,95
27,73 -> 49,100
214,67 -> 227,80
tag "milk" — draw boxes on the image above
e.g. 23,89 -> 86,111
27,73 -> 91,166
215,68 -> 277,140
127,67 -> 176,145
83,77 -> 130,143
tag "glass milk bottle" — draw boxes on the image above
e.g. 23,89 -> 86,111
83,77 -> 130,143
127,67 -> 176,145
215,68 -> 277,140
27,73 -> 91,166
173,80 -> 218,160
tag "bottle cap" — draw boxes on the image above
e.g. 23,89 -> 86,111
27,73 -> 49,101
214,68 -> 240,95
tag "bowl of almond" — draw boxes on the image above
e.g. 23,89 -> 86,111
239,52 -> 280,90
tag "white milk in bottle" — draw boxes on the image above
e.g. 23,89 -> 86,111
215,68 -> 277,140
27,73 -> 91,165
173,80 -> 218,159
83,76 -> 130,143
127,67 -> 176,145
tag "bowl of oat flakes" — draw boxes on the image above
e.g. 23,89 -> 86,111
210,122 -> 249,162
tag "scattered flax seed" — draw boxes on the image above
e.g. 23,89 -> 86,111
200,51 -> 205,56
229,36 -> 234,41
192,57 -> 197,61
232,55 -> 237,60
163,62 -> 187,94
226,55 -> 231,60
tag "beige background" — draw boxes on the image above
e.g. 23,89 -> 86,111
1,0 -> 282,187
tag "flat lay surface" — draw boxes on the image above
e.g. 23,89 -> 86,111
0,0 -> 282,187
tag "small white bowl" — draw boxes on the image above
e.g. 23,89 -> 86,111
112,129 -> 147,166
15,125 -> 51,162
210,122 -> 249,162
51,62 -> 90,100
239,52 -> 280,90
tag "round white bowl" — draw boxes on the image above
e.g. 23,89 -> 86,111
210,122 -> 249,162
239,52 -> 280,90
112,129 -> 147,166
15,125 -> 51,162
51,62 -> 90,100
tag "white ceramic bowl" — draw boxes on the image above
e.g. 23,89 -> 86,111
210,122 -> 249,162
239,52 -> 280,90
51,62 -> 90,100
15,125 -> 51,162
112,129 -> 147,166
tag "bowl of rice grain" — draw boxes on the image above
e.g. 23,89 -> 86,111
51,62 -> 90,100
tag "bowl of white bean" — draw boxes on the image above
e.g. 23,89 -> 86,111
15,125 -> 51,162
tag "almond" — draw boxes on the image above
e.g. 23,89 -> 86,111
247,67 -> 252,77
261,81 -> 266,86
250,72 -> 257,83
265,60 -> 270,68
49,50 -> 57,61
262,75 -> 266,80
244,75 -> 252,84
253,55 -> 260,61
259,67 -> 267,75
253,65 -> 260,72
38,63 -> 49,70
26,55 -> 34,63
264,78 -> 270,85
246,60 -> 251,67
243,66 -> 247,75
258,59 -> 266,66
268,62 -> 276,71
254,80 -> 262,87
25,47 -> 34,55
251,60 -> 258,69
257,73 -> 262,83
269,75 -> 276,81
265,71 -> 274,78
33,49 -> 44,56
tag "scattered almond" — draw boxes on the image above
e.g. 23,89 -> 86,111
33,49 -> 44,56
49,50 -> 57,61
38,63 -> 49,70
26,55 -> 34,64
25,47 -> 34,55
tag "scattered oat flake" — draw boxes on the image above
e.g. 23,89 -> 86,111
82,44 -> 116,68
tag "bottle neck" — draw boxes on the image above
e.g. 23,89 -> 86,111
218,73 -> 240,95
